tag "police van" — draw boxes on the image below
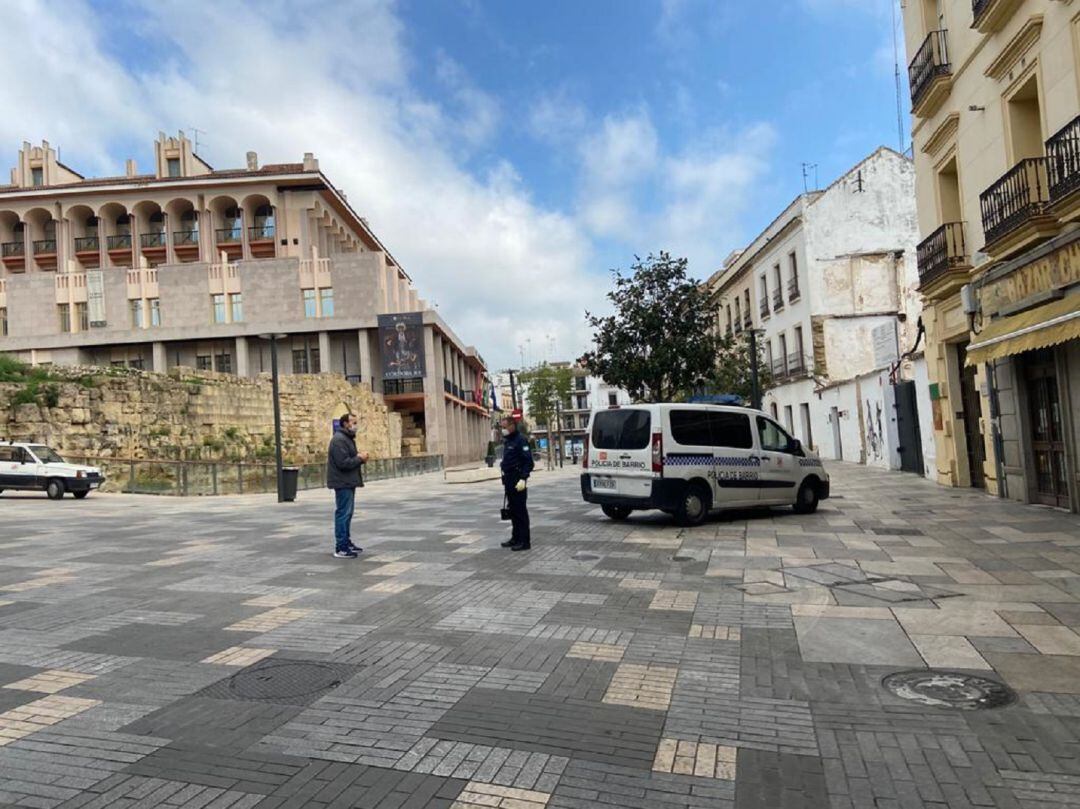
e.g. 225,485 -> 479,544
581,403 -> 829,525
0,441 -> 105,500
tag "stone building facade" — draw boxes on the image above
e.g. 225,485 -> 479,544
902,0 -> 1080,511
0,133 -> 489,465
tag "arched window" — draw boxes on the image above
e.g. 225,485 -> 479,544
116,214 -> 131,235
253,204 -> 274,239
149,211 -> 165,235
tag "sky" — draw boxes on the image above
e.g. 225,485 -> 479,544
2,0 -> 908,369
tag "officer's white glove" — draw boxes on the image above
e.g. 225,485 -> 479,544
515,479 -> 527,492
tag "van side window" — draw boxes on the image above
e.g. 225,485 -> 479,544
710,412 -> 753,449
670,410 -> 712,446
757,416 -> 792,452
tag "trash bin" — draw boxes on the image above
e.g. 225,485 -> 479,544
280,467 -> 299,502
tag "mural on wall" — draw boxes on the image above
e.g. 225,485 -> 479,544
865,398 -> 884,462
378,312 -> 424,379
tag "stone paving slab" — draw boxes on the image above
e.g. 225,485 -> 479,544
1,463 -> 1080,806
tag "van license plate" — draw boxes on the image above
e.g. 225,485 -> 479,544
592,476 -> 616,490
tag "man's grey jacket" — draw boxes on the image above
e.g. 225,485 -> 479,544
326,426 -> 365,490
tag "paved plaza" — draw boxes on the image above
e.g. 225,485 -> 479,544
1,463 -> 1080,808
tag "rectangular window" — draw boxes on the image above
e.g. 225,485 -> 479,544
770,402 -> 779,420
75,302 -> 89,331
784,404 -> 795,434
167,158 -> 181,178
590,408 -> 651,450
58,303 -> 71,333
310,348 -> 321,374
0,307 -> 7,336
773,264 -> 783,309
757,416 -> 793,453
214,353 -> 232,374
779,334 -> 788,373
292,349 -> 309,374
212,293 -> 226,324
608,392 -> 618,406
128,358 -> 145,371
709,411 -> 754,449
229,292 -> 243,323
794,325 -> 804,370
788,252 -> 799,300
149,298 -> 161,327
800,403 -> 813,450
31,167 -> 43,186
196,355 -> 212,371
319,288 -> 334,318
575,376 -> 587,391
670,409 -> 713,447
303,289 -> 317,318
110,360 -> 125,368
760,276 -> 769,315
130,299 -> 144,329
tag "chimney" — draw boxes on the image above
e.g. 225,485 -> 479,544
246,151 -> 258,171
302,152 -> 319,171
125,159 -> 137,177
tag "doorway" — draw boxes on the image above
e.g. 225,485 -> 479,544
956,343 -> 986,488
894,380 -> 925,475
1023,349 -> 1069,507
831,406 -> 842,459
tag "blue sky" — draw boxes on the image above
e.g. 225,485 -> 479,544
4,0 -> 907,367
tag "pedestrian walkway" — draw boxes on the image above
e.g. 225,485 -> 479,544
0,462 -> 1077,807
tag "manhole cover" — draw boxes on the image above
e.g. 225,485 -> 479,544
882,670 -> 1016,710
200,660 -> 355,705
573,552 -> 600,561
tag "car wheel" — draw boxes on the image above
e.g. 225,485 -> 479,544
601,504 -> 632,521
46,479 -> 65,500
793,480 -> 819,514
675,483 -> 709,527
72,490 -> 89,500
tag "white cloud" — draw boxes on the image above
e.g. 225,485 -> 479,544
0,0 -> 600,368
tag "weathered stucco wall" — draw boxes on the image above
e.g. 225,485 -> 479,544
0,367 -> 403,464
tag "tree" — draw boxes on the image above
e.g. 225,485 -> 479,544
582,252 -> 729,402
710,331 -> 773,403
519,363 -> 573,466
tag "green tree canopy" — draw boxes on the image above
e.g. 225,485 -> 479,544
518,363 -> 573,430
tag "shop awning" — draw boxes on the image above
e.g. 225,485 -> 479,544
966,295 -> 1080,366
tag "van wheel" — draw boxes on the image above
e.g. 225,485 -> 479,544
73,491 -> 89,500
675,483 -> 710,527
793,480 -> 819,514
46,479 -> 65,500
601,504 -> 632,521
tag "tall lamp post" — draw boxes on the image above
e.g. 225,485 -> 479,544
259,332 -> 288,502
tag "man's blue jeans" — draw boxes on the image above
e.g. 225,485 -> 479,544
333,487 -> 356,552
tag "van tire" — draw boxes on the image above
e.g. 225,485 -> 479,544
73,490 -> 89,500
675,483 -> 710,527
793,479 -> 819,514
46,479 -> 65,500
601,504 -> 632,521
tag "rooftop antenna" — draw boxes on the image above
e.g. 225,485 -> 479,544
188,127 -> 206,155
801,162 -> 819,193
891,0 -> 906,152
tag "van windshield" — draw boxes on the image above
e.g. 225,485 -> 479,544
591,409 -> 651,450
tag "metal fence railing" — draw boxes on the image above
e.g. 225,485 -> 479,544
64,454 -> 444,496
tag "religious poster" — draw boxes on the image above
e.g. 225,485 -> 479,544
86,270 -> 107,327
378,312 -> 424,379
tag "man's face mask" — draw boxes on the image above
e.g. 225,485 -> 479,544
501,427 -> 511,437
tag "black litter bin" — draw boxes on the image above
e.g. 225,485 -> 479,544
280,467 -> 299,502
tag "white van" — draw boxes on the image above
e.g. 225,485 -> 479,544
0,442 -> 105,500
581,404 -> 829,525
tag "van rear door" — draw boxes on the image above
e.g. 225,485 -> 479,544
588,407 -> 654,500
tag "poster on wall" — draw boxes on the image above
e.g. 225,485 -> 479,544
378,312 -> 424,379
86,271 -> 107,327
871,322 -> 898,368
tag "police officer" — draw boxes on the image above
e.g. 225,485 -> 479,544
499,416 -> 534,551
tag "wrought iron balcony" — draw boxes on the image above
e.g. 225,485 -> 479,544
1047,114 -> 1080,204
787,353 -> 806,375
772,291 -> 784,311
216,226 -> 242,244
979,158 -> 1050,247
770,358 -> 788,379
249,223 -> 275,240
908,30 -> 950,111
787,278 -> 800,302
173,229 -> 199,246
33,239 -> 56,254
74,235 -> 99,251
742,311 -> 753,328
140,232 -> 166,248
1,242 -> 23,257
917,222 -> 968,287
384,378 -> 424,395
107,234 -> 132,250
971,0 -> 1022,32
759,299 -> 770,318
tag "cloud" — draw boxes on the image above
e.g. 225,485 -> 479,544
0,0 -> 601,368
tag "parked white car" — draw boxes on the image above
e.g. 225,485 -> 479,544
0,442 -> 105,500
581,403 -> 830,525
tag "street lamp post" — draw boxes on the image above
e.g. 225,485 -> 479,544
260,333 -> 288,502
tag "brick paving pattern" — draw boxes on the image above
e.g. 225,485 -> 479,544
1,462 -> 1080,806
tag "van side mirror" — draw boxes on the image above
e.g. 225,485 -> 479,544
788,438 -> 804,457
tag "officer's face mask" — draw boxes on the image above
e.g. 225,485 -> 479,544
500,428 -> 511,437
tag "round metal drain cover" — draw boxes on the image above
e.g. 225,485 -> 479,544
227,662 -> 344,702
882,670 -> 1016,710
573,552 -> 600,561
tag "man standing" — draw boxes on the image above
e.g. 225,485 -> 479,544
499,416 -> 534,551
326,413 -> 368,559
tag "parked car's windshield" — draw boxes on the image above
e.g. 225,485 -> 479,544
27,445 -> 65,464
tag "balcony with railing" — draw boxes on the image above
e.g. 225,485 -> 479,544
971,0 -> 1022,33
979,157 -> 1057,256
107,234 -> 132,250
384,378 -> 424,396
787,278 -> 800,302
2,242 -> 24,258
74,235 -> 99,252
917,222 -> 969,291
908,30 -> 951,117
759,299 -> 770,319
787,353 -> 806,376
741,311 -> 752,329
216,226 -> 242,244
33,239 -> 56,255
1047,115 -> 1080,221
140,232 -> 166,249
771,291 -> 784,312
249,223 -> 275,241
174,229 -> 199,247
770,357 -> 788,380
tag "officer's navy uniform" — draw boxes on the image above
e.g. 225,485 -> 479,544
500,426 -> 535,549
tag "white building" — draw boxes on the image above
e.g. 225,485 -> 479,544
708,147 -> 936,477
